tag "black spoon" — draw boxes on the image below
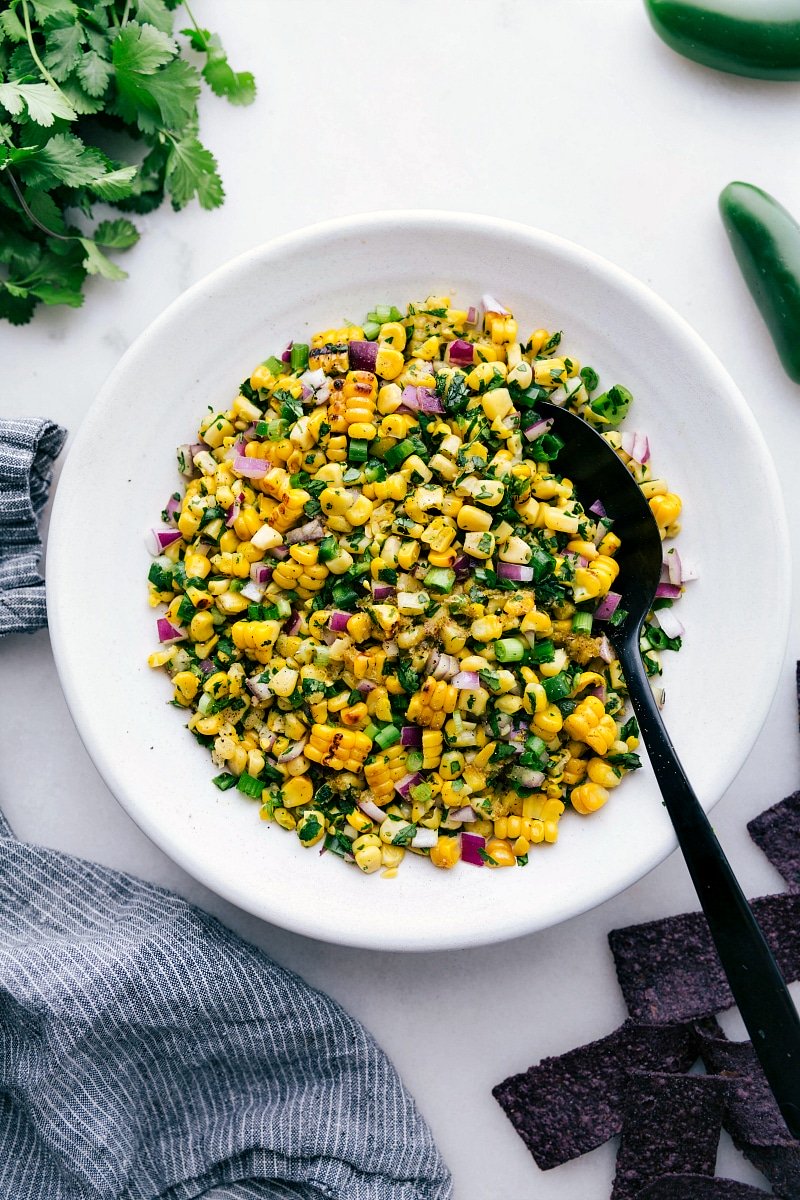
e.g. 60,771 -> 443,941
538,400 -> 800,1138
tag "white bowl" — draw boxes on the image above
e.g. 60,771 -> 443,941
47,211 -> 790,951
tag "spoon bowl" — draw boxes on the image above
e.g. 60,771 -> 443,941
539,400 -> 800,1138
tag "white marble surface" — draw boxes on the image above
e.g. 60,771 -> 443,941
2,2 -> 800,1195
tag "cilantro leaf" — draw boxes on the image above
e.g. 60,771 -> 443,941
0,80 -> 76,124
181,26 -> 256,106
93,217 -> 139,249
13,133 -> 135,198
43,23 -> 84,81
30,0 -> 78,24
134,0 -> 176,34
0,11 -> 27,43
79,237 -> 127,281
76,49 -> 112,97
165,131 -> 223,209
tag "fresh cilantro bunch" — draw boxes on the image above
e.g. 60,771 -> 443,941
0,0 -> 255,324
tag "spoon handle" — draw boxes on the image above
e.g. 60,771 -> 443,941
622,644 -> 800,1138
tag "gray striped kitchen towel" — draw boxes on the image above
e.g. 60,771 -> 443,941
0,418 -> 452,1200
0,416 -> 67,636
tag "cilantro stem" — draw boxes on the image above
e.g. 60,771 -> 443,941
3,167 -> 73,243
20,0 -> 69,100
119,0 -> 131,27
181,1 -> 206,45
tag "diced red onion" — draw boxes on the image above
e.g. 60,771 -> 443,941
429,651 -> 459,680
523,418 -> 553,442
225,493 -> 244,528
460,831 -> 486,867
357,678 -> 377,694
224,438 -> 247,463
655,608 -> 685,639
285,610 -> 302,636
260,730 -> 278,751
497,562 -> 534,582
447,339 -> 475,367
246,677 -> 272,702
329,610 -> 352,633
411,827 -> 439,850
372,583 -> 395,600
241,580 -> 266,603
418,387 -> 443,413
655,582 -> 682,600
285,518 -> 325,545
277,737 -> 307,763
466,306 -> 480,327
281,342 -> 292,362
597,634 -> 615,664
511,766 -> 545,789
301,368 -> 327,391
452,670 -> 480,690
595,590 -> 622,620
395,772 -> 422,798
233,454 -> 270,479
164,494 -> 181,524
250,563 -> 273,585
299,384 -> 313,403
157,617 -> 185,644
197,658 -> 215,675
453,554 -> 471,579
401,385 -> 423,410
585,682 -> 607,704
589,498 -> 607,518
664,548 -> 682,586
481,293 -> 509,316
401,725 -> 423,747
448,805 -> 477,823
348,341 -> 377,371
620,431 -> 651,464
242,423 -> 259,441
147,528 -> 182,555
270,544 -> 289,560
359,798 -> 388,823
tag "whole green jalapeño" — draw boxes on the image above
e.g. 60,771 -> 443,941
644,0 -> 800,80
720,182 -> 800,384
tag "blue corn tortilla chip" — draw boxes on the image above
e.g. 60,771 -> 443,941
748,791 -> 800,893
492,1020 -> 705,1170
611,1072 -> 726,1200
609,894 -> 800,1022
637,1177 -> 770,1198
698,1027 -> 800,1198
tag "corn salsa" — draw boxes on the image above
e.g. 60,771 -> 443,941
147,296 -> 684,875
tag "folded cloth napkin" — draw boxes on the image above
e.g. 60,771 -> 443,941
0,417 -> 67,636
0,419 -> 452,1200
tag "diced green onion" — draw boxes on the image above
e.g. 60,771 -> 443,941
363,321 -> 381,340
262,355 -> 285,376
212,772 -> 237,790
374,724 -> 401,749
236,772 -> 264,799
363,723 -> 381,741
290,342 -> 309,371
410,782 -> 432,805
527,637 -> 556,663
348,438 -> 369,463
543,672 -> 571,702
572,611 -> 593,635
494,636 -> 527,663
423,566 -> 456,593
384,438 -> 416,468
406,749 -> 424,772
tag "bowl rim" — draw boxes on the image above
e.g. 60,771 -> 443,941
47,208 -> 791,950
